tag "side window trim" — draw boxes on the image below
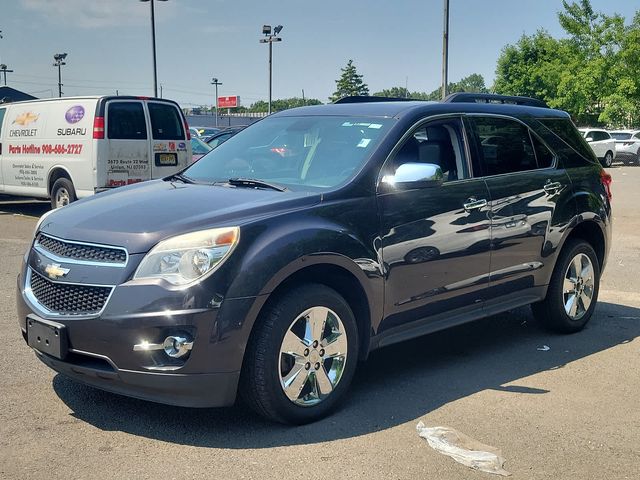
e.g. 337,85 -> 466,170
466,113 -> 558,178
377,114 -> 473,189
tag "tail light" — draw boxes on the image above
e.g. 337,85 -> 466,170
184,118 -> 191,140
93,116 -> 105,139
600,170 -> 612,201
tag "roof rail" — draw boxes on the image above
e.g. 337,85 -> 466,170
443,92 -> 548,108
333,95 -> 417,104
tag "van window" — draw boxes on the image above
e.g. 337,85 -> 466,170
0,108 -> 6,136
472,117 -> 537,175
107,102 -> 147,140
148,103 -> 184,140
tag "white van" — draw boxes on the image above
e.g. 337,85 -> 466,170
0,96 -> 192,208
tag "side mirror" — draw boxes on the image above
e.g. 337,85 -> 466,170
585,137 -> 594,143
382,163 -> 444,189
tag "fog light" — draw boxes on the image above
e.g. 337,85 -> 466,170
163,336 -> 193,358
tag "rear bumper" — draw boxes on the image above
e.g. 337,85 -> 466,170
34,349 -> 239,407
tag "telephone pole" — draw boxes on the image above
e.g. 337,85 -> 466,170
441,0 -> 450,100
0,64 -> 13,85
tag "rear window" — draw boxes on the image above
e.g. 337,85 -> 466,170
148,102 -> 185,140
0,108 -> 5,136
539,118 -> 594,161
610,132 -> 632,140
107,102 -> 147,140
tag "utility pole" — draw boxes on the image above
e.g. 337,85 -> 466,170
53,53 -> 67,97
441,0 -> 450,100
211,77 -> 222,126
160,83 -> 163,98
0,64 -> 13,85
260,24 -> 283,115
140,0 -> 168,98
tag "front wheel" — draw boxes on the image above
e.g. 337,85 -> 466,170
602,151 -> 613,168
240,284 -> 359,424
50,178 -> 77,209
532,240 -> 600,333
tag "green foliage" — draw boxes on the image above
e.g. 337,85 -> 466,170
246,97 -> 322,113
494,0 -> 640,127
330,59 -> 369,102
374,74 -> 488,101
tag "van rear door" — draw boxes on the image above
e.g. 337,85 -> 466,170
146,101 -> 190,178
104,100 -> 150,187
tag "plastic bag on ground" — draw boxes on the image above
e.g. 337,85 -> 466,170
416,422 -> 512,476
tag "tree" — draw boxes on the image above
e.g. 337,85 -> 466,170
494,0 -> 640,126
373,74 -> 488,101
330,59 -> 369,102
246,97 -> 322,113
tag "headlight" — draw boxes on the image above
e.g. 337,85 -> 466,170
133,227 -> 240,286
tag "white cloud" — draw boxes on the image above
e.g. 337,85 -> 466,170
20,0 -> 173,28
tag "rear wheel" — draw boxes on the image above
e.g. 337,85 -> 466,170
602,151 -> 613,168
240,284 -> 358,424
50,178 -> 77,209
532,240 -> 600,333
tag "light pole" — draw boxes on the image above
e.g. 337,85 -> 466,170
211,77 -> 222,126
53,53 -> 67,97
259,24 -> 283,115
441,0 -> 450,100
0,64 -> 13,86
140,0 -> 167,97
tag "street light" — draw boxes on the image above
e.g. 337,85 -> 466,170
211,77 -> 222,127
259,24 -> 283,115
0,64 -> 13,86
140,0 -> 167,97
53,53 -> 67,97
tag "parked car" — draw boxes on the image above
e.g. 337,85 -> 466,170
190,136 -> 213,163
205,127 -> 245,149
609,130 -> 640,165
0,96 -> 191,208
579,128 -> 616,167
190,126 -> 221,138
17,93 -> 612,424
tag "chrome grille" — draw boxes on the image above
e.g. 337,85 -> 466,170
36,234 -> 127,265
28,270 -> 113,315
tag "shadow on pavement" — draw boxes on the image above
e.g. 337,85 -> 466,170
0,197 -> 50,218
52,301 -> 640,447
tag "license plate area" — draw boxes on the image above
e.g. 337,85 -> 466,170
155,152 -> 178,166
27,317 -> 68,360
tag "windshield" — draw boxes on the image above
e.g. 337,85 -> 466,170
184,116 -> 393,190
191,137 -> 213,154
610,132 -> 632,140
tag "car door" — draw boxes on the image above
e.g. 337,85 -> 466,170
378,116 -> 492,332
467,115 -> 573,302
146,101 -> 190,178
0,107 -> 5,191
105,100 -> 150,187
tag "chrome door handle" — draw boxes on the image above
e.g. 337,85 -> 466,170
463,198 -> 488,212
543,181 -> 562,194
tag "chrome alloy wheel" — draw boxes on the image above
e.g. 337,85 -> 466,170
278,306 -> 348,407
55,188 -> 70,208
563,253 -> 595,320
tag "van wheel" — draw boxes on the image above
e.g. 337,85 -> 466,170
532,240 -> 600,333
51,178 -> 77,209
602,151 -> 613,168
240,284 -> 358,424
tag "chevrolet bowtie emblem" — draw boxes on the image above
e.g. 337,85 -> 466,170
44,263 -> 70,280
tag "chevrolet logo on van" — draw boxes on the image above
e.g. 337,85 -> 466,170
44,263 -> 70,280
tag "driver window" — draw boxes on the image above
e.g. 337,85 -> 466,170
389,118 -> 469,182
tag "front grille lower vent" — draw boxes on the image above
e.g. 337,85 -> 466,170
29,270 -> 112,315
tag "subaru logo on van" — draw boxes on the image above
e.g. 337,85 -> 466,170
65,105 -> 85,124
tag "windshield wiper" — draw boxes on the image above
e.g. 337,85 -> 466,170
227,178 -> 287,192
167,172 -> 195,184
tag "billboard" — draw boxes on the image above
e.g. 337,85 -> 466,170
217,96 -> 240,108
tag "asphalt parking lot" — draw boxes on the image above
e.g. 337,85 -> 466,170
0,165 -> 638,480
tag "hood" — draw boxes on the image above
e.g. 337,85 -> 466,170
40,180 -> 321,253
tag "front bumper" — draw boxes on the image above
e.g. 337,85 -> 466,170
17,268 -> 261,408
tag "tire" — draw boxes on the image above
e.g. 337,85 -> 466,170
532,239 -> 600,333
602,151 -> 613,168
240,283 -> 359,424
50,178 -> 76,209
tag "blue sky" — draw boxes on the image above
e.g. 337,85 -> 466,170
0,0 -> 637,108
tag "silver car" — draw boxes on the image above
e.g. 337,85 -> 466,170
609,130 -> 640,165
